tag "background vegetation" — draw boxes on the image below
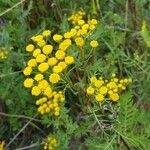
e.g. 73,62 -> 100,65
0,0 -> 150,149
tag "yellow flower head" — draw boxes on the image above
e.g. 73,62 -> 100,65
49,73 -> 60,84
99,86 -> 108,95
42,30 -> 51,37
75,37 -> 84,47
65,56 -> 74,65
109,93 -> 119,101
26,44 -> 34,52
36,54 -> 46,63
55,50 -> 66,60
23,66 -> 32,76
31,86 -> 41,96
42,45 -> 53,55
24,78 -> 34,88
34,73 -> 44,81
53,65 -> 63,73
38,62 -> 49,72
95,94 -> 104,101
87,86 -> 95,95
90,40 -> 98,48
53,34 -> 63,42
33,49 -> 41,57
48,57 -> 58,66
27,59 -> 37,67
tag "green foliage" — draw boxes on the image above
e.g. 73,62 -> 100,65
0,0 -> 150,149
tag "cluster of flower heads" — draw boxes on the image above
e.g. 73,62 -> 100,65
141,20 -> 150,47
23,10 -> 100,116
0,141 -> 4,150
87,74 -> 132,102
23,29 -> 74,116
67,11 -> 99,48
43,136 -> 58,150
0,49 -> 7,60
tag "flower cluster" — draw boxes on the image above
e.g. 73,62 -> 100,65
43,136 -> 58,150
67,11 -> 98,48
141,20 -> 150,47
0,49 -> 7,60
23,29 -> 74,116
0,141 -> 4,150
86,74 -> 132,102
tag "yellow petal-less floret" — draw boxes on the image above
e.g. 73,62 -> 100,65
36,54 -> 46,63
27,59 -> 37,67
38,63 -> 49,72
26,44 -> 34,52
109,93 -> 119,101
49,73 -> 60,84
65,56 -> 74,65
34,74 -> 43,81
42,45 -> 53,55
53,34 -> 63,42
58,61 -> 67,70
90,40 -> 98,48
75,37 -> 84,47
24,78 -> 34,88
38,80 -> 49,91
23,66 -> 32,76
33,49 -> 41,57
53,65 -> 62,73
42,30 -> 51,37
99,86 -> 108,95
86,86 -> 95,95
95,94 -> 104,102
31,86 -> 41,96
55,50 -> 65,60
48,57 -> 58,66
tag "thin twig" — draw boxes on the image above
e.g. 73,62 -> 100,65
15,142 -> 44,150
0,112 -> 41,122
5,114 -> 38,149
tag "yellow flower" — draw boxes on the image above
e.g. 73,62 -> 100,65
70,28 -> 77,37
94,80 -> 104,88
82,24 -> 89,30
42,45 -> 53,55
55,50 -> 65,60
38,63 -> 49,72
23,66 -> 32,76
49,73 -> 60,84
38,80 -> 49,90
27,59 -> 37,67
58,61 -> 67,70
44,86 -> 52,97
95,94 -> 104,101
109,93 -> 119,101
33,49 -> 41,57
65,56 -> 74,65
99,86 -> 108,94
59,39 -> 72,51
31,35 -> 43,42
89,24 -> 96,30
75,37 -> 84,47
53,65 -> 62,73
42,30 -> 51,37
34,74 -> 43,81
90,19 -> 97,25
0,141 -> 5,150
24,78 -> 34,88
36,54 -> 46,63
86,86 -> 95,95
26,44 -> 34,52
90,76 -> 97,83
31,86 -> 41,96
48,57 -> 58,66
37,40 -> 46,47
53,34 -> 63,42
78,19 -> 85,26
64,32 -> 72,39
90,40 -> 98,48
